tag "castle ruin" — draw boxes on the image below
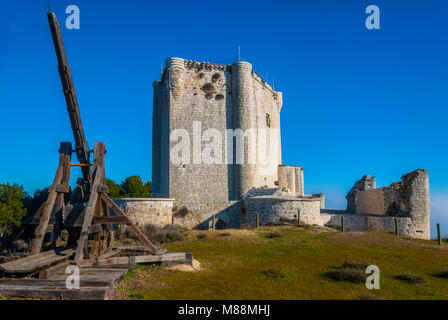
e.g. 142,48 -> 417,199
116,57 -> 430,240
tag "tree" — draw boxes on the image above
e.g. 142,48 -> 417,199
106,179 -> 121,198
120,176 -> 145,198
143,181 -> 152,198
23,187 -> 49,216
0,183 -> 27,236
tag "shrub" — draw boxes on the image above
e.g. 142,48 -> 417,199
260,269 -> 285,280
196,233 -> 208,240
394,274 -> 426,285
434,268 -> 448,279
265,232 -> 283,239
218,232 -> 231,237
10,239 -> 30,253
141,224 -> 184,244
325,268 -> 366,283
342,261 -> 370,270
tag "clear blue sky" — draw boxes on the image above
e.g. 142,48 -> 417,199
0,0 -> 447,236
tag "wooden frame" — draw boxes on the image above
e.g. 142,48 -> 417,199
28,142 -> 158,264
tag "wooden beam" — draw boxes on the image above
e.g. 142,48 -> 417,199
53,142 -> 72,248
30,144 -> 71,255
80,252 -> 191,268
97,185 -> 109,193
74,142 -> 106,264
94,216 -> 130,225
88,224 -> 103,234
101,194 -> 159,254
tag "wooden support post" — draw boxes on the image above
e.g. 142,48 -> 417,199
437,223 -> 442,245
74,142 -> 105,264
256,213 -> 260,229
340,216 -> 344,232
31,142 -> 71,255
394,217 -> 399,236
212,215 -> 216,230
53,142 -> 72,248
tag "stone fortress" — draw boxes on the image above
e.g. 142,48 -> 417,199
114,57 -> 430,240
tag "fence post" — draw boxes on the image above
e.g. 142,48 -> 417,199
297,210 -> 301,227
437,223 -> 442,245
256,213 -> 260,229
212,214 -> 216,230
394,217 -> 399,236
341,216 -> 344,232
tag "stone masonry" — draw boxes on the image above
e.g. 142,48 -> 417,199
112,58 -> 431,240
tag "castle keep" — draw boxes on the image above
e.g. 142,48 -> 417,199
116,57 -> 430,240
152,57 -> 291,202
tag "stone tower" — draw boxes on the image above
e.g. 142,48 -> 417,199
152,57 -> 285,208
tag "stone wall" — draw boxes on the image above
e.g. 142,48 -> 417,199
245,196 -> 321,227
278,165 -> 304,197
343,169 -> 430,239
152,58 -> 284,204
173,200 -> 242,230
113,198 -> 174,227
356,188 -> 385,215
319,212 -> 417,238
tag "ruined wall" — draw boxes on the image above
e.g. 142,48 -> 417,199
356,188 -> 385,215
113,198 -> 174,227
245,196 -> 321,227
172,200 -> 243,230
346,175 -> 376,212
319,212 -> 417,237
278,165 -> 304,197
344,169 -> 430,239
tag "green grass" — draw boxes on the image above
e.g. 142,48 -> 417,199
114,226 -> 448,300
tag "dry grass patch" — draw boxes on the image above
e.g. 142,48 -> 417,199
114,226 -> 448,299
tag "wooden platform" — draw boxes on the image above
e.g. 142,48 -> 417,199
0,267 -> 125,299
0,248 -> 75,275
0,251 -> 193,300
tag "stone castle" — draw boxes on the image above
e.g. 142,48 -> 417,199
115,57 -> 430,240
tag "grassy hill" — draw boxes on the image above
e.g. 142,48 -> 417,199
115,225 -> 448,300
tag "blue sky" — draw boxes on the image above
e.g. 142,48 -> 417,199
0,0 -> 447,236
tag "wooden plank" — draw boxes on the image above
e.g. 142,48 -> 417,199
98,250 -> 120,260
0,279 -> 112,300
54,184 -> 71,193
101,194 -> 159,254
39,261 -> 70,279
0,248 -> 75,274
30,170 -> 62,254
94,216 -> 130,224
80,252 -> 190,268
74,142 -> 106,264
